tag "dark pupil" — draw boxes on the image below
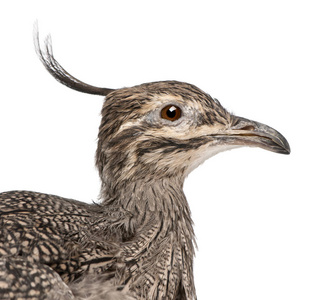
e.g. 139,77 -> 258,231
167,106 -> 177,118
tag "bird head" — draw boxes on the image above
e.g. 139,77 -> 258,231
35,32 -> 290,197
95,81 -> 290,185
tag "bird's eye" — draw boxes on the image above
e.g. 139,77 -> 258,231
161,105 -> 182,122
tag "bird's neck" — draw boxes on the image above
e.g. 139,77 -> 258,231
101,177 -> 196,299
101,177 -> 194,236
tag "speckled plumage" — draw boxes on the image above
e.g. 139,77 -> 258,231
0,31 -> 290,299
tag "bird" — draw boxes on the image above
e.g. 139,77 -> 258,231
0,29 -> 290,300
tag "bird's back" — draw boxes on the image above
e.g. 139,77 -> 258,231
0,191 -> 122,298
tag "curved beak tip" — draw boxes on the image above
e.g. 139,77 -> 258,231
280,135 -> 291,154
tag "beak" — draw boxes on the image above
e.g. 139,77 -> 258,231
218,116 -> 291,155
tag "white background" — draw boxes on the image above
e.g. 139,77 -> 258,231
0,1 -> 323,299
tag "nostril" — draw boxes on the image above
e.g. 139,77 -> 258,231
240,125 -> 255,131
